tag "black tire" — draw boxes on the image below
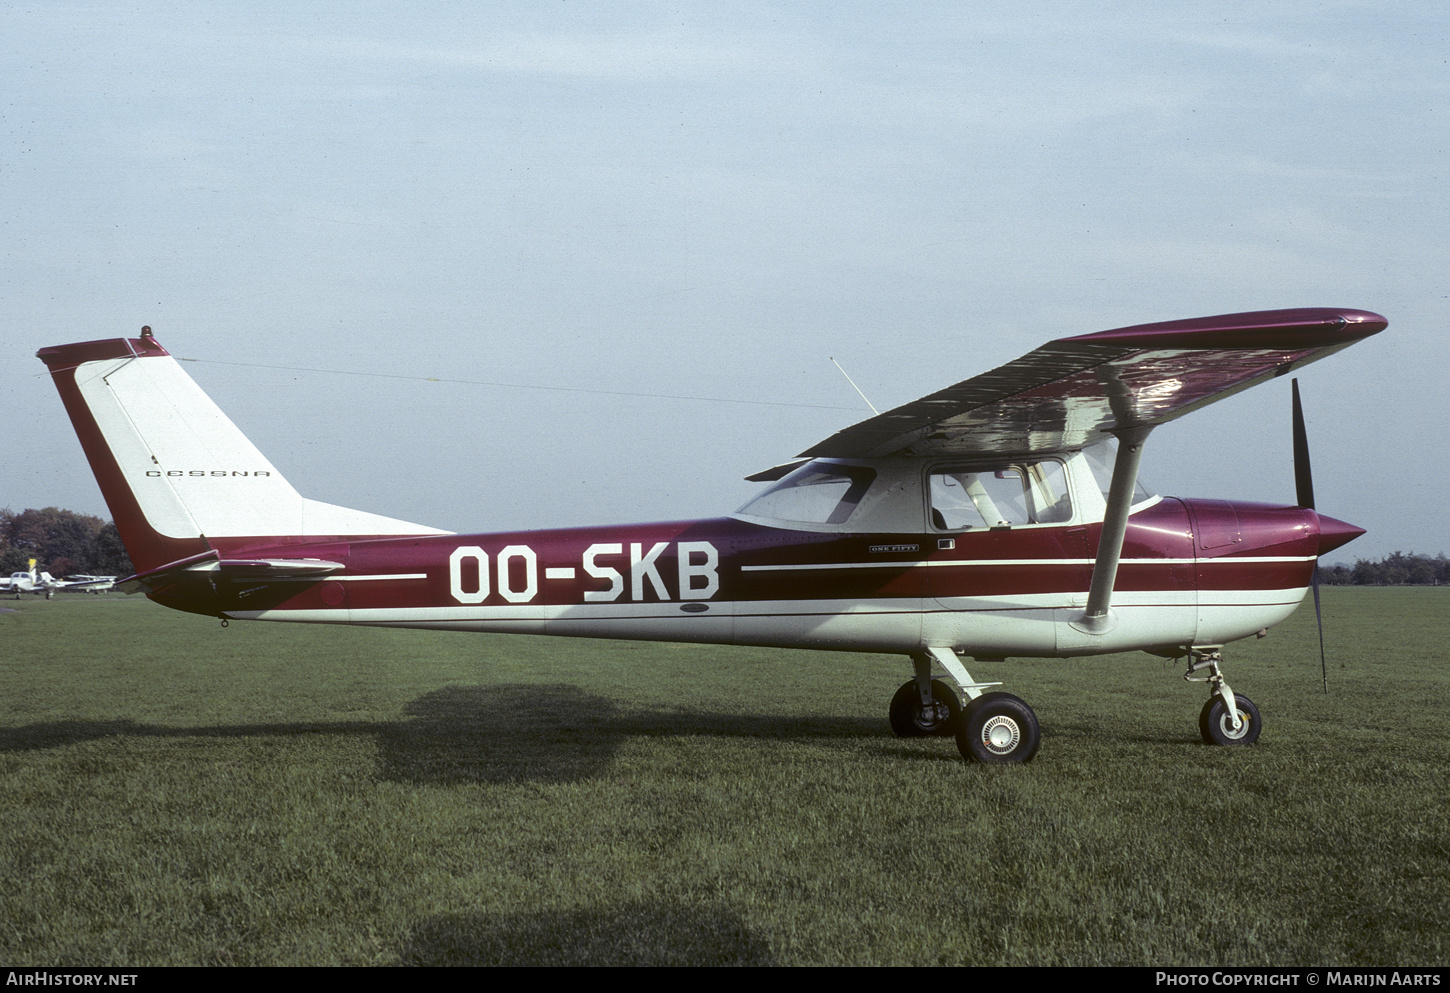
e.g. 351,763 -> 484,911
956,692 -> 1040,764
889,679 -> 961,737
1198,693 -> 1261,746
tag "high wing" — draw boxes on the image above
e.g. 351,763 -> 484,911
801,308 -> 1387,461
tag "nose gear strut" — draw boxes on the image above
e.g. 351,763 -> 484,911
1185,647 -> 1262,746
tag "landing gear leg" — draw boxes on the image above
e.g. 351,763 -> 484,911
1186,648 -> 1262,746
894,648 -> 1041,764
889,652 -> 961,737
890,648 -> 989,738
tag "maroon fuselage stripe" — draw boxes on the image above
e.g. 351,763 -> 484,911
131,498 -> 1326,618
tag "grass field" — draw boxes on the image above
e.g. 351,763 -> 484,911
1,589 -> 1446,966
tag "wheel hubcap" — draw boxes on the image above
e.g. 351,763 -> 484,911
1220,711 -> 1249,739
981,715 -> 1020,755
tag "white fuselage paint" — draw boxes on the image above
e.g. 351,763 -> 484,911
229,582 -> 1309,658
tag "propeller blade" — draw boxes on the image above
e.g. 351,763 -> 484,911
1311,562 -> 1327,694
1293,379 -> 1328,692
1291,378 -> 1315,510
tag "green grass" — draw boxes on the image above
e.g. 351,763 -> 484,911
1,589 -> 1446,965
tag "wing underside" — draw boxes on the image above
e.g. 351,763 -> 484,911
801,308 -> 1386,460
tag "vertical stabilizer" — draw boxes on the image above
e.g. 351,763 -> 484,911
39,332 -> 448,573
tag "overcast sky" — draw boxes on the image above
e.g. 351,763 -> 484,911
4,2 -> 1445,563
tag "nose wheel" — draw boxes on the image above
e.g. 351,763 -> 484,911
1187,648 -> 1262,747
1199,693 -> 1261,746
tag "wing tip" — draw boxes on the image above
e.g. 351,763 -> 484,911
1061,307 -> 1387,349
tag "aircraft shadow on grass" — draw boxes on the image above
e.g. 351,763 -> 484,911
0,683 -> 920,786
400,901 -> 775,966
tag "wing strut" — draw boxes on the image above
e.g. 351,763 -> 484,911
1074,425 -> 1153,634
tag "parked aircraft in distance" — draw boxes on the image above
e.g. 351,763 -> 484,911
38,309 -> 1383,762
1,561 -> 56,599
0,561 -> 116,598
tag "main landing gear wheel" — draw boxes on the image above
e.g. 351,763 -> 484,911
956,692 -> 1040,764
889,679 -> 961,737
1198,693 -> 1261,746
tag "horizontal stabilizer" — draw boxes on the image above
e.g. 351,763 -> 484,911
117,550 -> 345,595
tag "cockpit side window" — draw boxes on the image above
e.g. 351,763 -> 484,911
737,463 -> 877,525
929,459 -> 1072,530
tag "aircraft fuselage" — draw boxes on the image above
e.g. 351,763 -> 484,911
149,496 -> 1341,661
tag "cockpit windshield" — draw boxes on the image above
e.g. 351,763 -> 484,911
735,463 -> 876,525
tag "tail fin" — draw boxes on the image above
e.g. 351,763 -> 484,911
38,332 -> 447,573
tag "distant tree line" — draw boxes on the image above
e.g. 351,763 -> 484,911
0,507 -> 133,578
1319,552 -> 1448,586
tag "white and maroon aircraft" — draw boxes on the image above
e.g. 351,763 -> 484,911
38,308 -> 1383,763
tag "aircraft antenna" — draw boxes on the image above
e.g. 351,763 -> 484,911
830,357 -> 879,415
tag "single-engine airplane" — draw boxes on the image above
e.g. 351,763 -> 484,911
38,308 -> 1383,763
